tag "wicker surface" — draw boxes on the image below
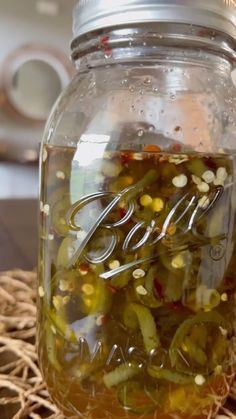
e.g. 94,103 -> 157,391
0,270 -> 235,419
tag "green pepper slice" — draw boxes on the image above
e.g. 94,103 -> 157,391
117,380 -> 161,415
125,303 -> 160,353
148,366 -> 194,384
169,311 -> 226,370
103,362 -> 141,388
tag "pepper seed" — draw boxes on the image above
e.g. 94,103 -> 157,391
136,285 -> 148,296
191,175 -> 202,185
38,286 -> 45,298
108,260 -> 121,270
132,269 -> 146,279
194,375 -> 206,386
197,182 -> 210,193
221,293 -> 228,302
172,174 -> 188,188
82,284 -> 95,296
171,254 -> 186,269
198,196 -> 210,210
202,170 -> 215,184
56,170 -> 66,180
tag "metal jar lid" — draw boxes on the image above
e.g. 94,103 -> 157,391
73,0 -> 236,41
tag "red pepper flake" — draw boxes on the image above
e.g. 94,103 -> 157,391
167,301 -> 183,310
206,158 -> 217,170
119,207 -> 127,218
120,152 -> 132,165
172,143 -> 182,153
108,285 -> 117,294
224,277 -> 235,293
100,36 -> 112,57
79,263 -> 90,273
104,48 -> 112,57
154,279 -> 164,299
101,36 -> 109,47
197,29 -> 211,38
224,276 -> 234,286
118,207 -> 133,224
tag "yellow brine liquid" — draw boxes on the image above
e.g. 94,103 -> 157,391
38,145 -> 236,419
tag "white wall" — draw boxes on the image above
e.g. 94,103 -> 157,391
0,0 -> 76,198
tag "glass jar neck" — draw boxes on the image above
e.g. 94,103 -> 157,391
71,23 -> 236,74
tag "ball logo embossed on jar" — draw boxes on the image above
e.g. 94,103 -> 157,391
66,184 -> 225,279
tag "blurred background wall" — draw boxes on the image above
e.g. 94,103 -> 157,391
0,0 -> 76,198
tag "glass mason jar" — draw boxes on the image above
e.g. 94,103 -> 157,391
38,1 -> 236,418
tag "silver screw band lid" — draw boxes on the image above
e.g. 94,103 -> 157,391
73,0 -> 236,41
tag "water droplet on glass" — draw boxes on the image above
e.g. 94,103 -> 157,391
170,94 -> 176,100
139,90 -> 144,95
149,125 -> 155,132
153,87 -> 159,93
143,77 -> 151,85
121,79 -> 128,86
137,129 -> 144,137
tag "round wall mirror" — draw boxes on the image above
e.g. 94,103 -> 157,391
1,44 -> 74,124
11,59 -> 62,120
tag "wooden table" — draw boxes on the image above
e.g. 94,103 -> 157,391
0,199 -> 38,271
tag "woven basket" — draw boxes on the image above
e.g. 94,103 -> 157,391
0,270 -> 235,419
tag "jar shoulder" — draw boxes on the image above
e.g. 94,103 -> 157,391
42,65 -> 236,153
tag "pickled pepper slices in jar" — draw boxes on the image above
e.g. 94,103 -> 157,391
38,146 -> 236,419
